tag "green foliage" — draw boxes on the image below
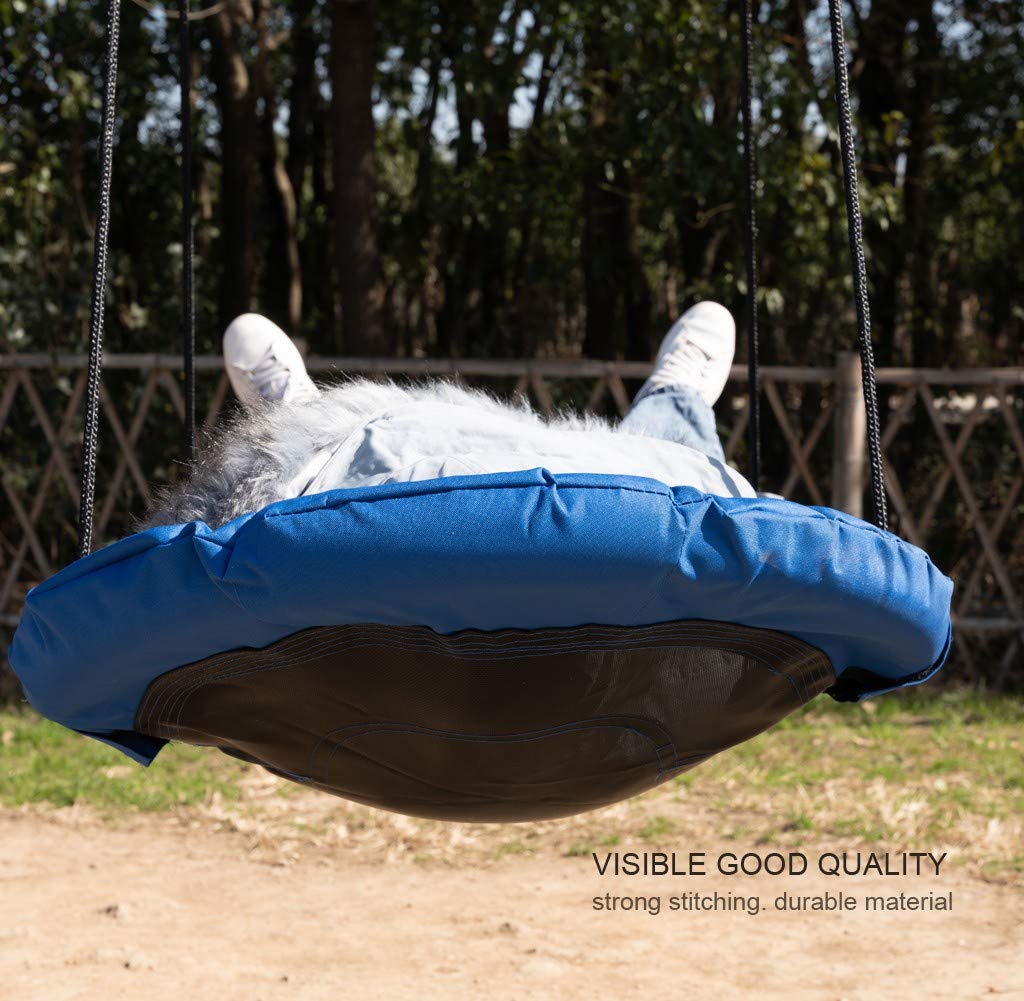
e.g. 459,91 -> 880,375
0,0 -> 181,354
1,0 -> 1020,361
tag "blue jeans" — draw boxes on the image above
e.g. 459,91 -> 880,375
619,386 -> 725,463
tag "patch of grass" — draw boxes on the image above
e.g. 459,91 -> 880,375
0,711 -> 249,811
783,813 -> 814,832
495,839 -> 530,858
639,815 -> 676,840
926,757 -> 967,774
724,824 -> 753,841
982,856 -> 1024,878
565,832 -> 620,857
862,761 -> 907,782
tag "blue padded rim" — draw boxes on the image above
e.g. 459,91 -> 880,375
8,469 -> 953,764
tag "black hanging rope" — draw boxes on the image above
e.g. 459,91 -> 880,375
78,0 -> 197,559
826,0 -> 889,531
77,0 -> 123,559
740,0 -> 761,491
179,0 -> 196,458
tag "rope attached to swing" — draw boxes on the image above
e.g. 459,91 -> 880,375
740,0 -> 761,492
77,0 -> 196,555
179,0 -> 197,459
826,0 -> 889,531
741,1 -> 887,528
77,0 -> 122,559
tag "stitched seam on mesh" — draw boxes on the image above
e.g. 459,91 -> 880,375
140,625 -> 827,733
317,722 -> 672,798
138,622 -> 827,732
141,618 -> 823,725
309,714 -> 680,784
144,637 -> 813,741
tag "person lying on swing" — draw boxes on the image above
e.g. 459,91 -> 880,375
145,302 -> 755,529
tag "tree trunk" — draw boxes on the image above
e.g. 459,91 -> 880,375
436,48 -> 477,358
905,0 -> 941,367
848,0 -> 914,366
581,17 -> 651,361
307,101 -> 338,354
287,0 -> 318,200
209,1 -> 258,330
259,125 -> 303,334
621,171 -> 653,361
255,28 -> 302,335
581,18 -> 619,359
510,37 -> 560,356
329,0 -> 388,354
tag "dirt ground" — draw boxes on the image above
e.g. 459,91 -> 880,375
0,806 -> 1021,1001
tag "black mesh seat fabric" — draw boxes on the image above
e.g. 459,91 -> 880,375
135,620 -> 834,822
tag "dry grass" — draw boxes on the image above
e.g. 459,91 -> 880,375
2,690 -> 1021,881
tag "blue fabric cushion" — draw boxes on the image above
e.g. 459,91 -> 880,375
8,469 -> 953,765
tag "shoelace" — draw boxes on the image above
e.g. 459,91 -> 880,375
651,338 -> 713,386
245,350 -> 292,401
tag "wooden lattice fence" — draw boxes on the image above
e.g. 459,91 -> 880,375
2,354 -> 1022,689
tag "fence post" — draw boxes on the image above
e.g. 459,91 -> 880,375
832,350 -> 866,518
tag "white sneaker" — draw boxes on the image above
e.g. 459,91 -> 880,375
636,301 -> 736,407
222,313 -> 319,411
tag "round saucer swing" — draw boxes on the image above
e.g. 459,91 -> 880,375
8,0 -> 952,822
